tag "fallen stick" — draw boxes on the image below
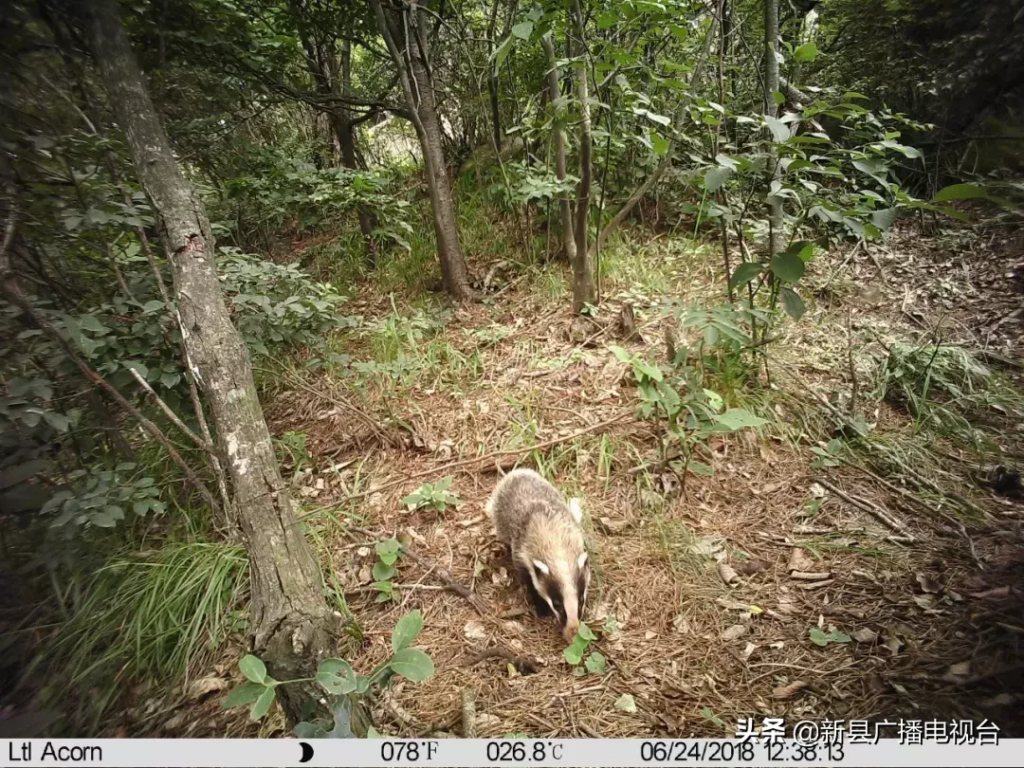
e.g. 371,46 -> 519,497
296,410 -> 634,522
399,546 -> 488,615
460,688 -> 477,738
813,477 -> 916,542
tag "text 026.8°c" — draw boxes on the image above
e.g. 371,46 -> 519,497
486,741 -> 564,762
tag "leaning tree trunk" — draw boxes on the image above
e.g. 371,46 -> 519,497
763,0 -> 784,258
87,0 -> 352,729
570,0 -> 597,311
541,32 -> 577,271
371,0 -> 475,301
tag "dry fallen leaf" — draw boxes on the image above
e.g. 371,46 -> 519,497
464,620 -> 487,641
788,547 -> 815,573
718,562 -> 740,585
772,680 -> 808,700
614,693 -> 637,713
916,572 -> 941,594
741,642 -> 758,661
672,614 -> 691,634
721,624 -> 748,642
776,594 -> 801,615
186,677 -> 229,700
883,635 -> 904,656
644,630 -> 658,640
597,516 -> 630,534
852,627 -> 878,643
944,660 -> 971,680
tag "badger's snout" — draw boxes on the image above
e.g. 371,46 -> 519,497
562,619 -> 579,643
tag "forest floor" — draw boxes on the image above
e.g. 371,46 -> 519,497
160,217 -> 1024,739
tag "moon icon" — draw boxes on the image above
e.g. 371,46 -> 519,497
298,741 -> 314,763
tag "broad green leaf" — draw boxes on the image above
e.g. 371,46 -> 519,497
686,460 -> 715,477
608,344 -> 632,363
772,90 -> 785,106
124,360 -> 149,379
809,627 -> 829,646
596,12 -> 617,29
729,261 -> 764,289
376,538 -> 400,564
715,409 -> 769,431
293,721 -> 329,738
222,681 -> 267,710
372,561 -> 396,581
704,166 -> 732,193
563,636 -> 587,665
933,183 -> 986,202
633,358 -> 663,382
793,42 -> 819,62
42,411 -> 71,432
651,132 -> 670,157
831,631 -> 852,644
511,21 -> 533,40
644,111 -> 671,127
142,300 -> 164,313
577,622 -> 596,641
769,251 -> 805,283
585,651 -> 606,674
391,609 -> 424,652
780,287 -> 806,320
766,115 -> 790,143
78,315 -> 107,334
389,648 -> 435,682
239,654 -> 268,684
316,658 -> 358,695
249,685 -> 276,721
492,35 -> 513,73
871,208 -> 898,230
366,726 -> 383,739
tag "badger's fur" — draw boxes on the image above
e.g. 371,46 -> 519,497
485,468 -> 590,642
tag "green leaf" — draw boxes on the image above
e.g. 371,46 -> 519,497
391,609 -> 424,652
222,681 -> 267,710
492,34 -> 513,73
769,251 -> 805,283
584,651 -> 606,674
372,562 -> 396,581
651,132 -> 670,157
249,686 -> 276,721
729,261 -> 764,289
239,654 -> 268,684
124,360 -> 148,379
686,460 -> 715,477
596,12 -> 617,29
809,626 -> 829,647
316,658 -> 358,695
831,631 -> 852,644
293,722 -> 329,738
511,21 -> 533,40
389,648 -> 435,682
715,409 -> 769,431
608,344 -> 632,363
366,726 -> 383,739
577,622 -> 596,641
793,41 -> 819,62
563,637 -> 587,665
704,166 -> 732,193
142,300 -> 165,313
766,115 -> 790,143
376,538 -> 400,564
42,411 -> 71,432
871,208 -> 898,230
933,183 -> 986,202
780,287 -> 806,320
772,90 -> 785,106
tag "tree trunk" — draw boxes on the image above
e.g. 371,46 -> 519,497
570,0 -> 597,311
337,40 -> 378,268
541,32 -> 576,271
486,0 -> 503,152
763,0 -> 784,257
371,0 -> 476,301
87,0 -> 351,729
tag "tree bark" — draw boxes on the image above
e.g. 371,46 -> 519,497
541,32 -> 577,272
87,0 -> 351,729
763,0 -> 784,257
569,0 -> 597,311
371,0 -> 476,301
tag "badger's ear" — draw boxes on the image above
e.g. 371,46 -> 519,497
568,497 -> 583,525
532,559 -> 550,576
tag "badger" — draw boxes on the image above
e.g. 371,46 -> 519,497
485,468 -> 590,642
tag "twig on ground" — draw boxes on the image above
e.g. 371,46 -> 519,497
399,545 -> 488,614
297,411 -> 634,522
460,688 -> 477,738
813,477 -> 915,541
347,583 -> 447,595
282,370 -> 394,445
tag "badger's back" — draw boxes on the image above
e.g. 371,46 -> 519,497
485,468 -> 574,545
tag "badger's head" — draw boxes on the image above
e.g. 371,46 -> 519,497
517,498 -> 591,643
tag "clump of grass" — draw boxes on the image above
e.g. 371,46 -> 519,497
41,541 -> 248,730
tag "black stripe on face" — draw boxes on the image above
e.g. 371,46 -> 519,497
576,570 -> 588,619
516,563 -> 554,618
